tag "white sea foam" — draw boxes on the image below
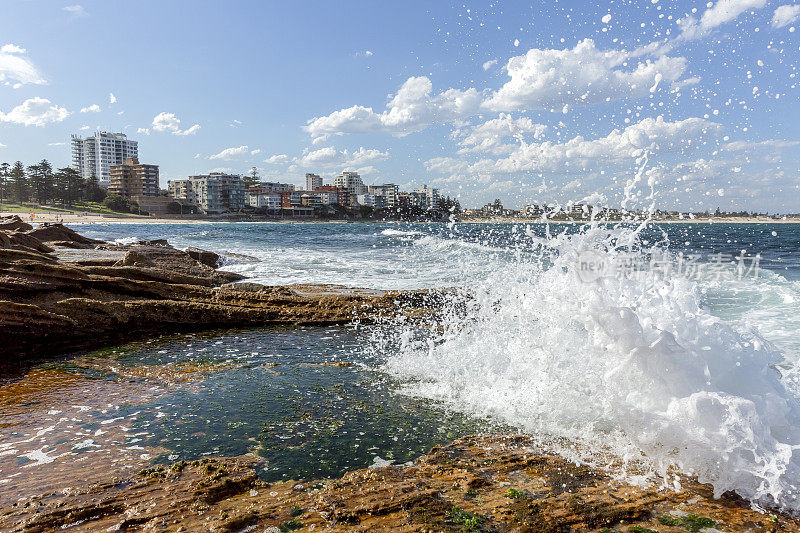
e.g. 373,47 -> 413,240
380,228 -> 424,237
382,222 -> 800,511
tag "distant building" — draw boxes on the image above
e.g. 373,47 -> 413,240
522,204 -> 543,217
412,184 -> 440,210
108,157 -> 159,197
167,172 -> 244,214
367,183 -> 399,207
71,131 -> 138,187
258,181 -> 294,192
247,188 -> 281,210
305,173 -> 322,191
313,185 -> 349,206
332,171 -> 366,204
356,194 -> 376,207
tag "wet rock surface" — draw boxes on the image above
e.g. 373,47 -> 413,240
1,435 -> 796,532
0,217 -> 435,364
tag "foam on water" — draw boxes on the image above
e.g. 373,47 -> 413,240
382,221 -> 800,511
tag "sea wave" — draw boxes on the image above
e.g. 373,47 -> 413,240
381,222 -> 800,511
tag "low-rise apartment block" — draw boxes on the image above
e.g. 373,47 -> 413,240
167,172 -> 244,214
108,157 -> 159,197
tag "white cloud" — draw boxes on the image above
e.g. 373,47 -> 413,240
229,119 -> 242,127
0,43 -> 46,87
482,59 -> 498,71
62,5 -> 87,17
772,4 -> 800,27
151,112 -> 201,136
0,97 -> 70,126
265,154 -> 288,164
250,149 -> 261,155
295,146 -> 389,169
48,142 -> 66,146
179,124 -> 200,136
429,116 -> 721,178
137,127 -> 150,135
721,139 -> 800,150
109,92 -> 117,104
208,145 -> 250,160
455,114 -> 547,155
0,142 -> 6,147
80,104 -> 101,113
305,76 -> 482,139
678,0 -> 767,39
80,125 -> 90,131
484,39 -> 689,111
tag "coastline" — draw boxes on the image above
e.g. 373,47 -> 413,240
4,209 -> 798,226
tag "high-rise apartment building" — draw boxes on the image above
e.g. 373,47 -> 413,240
71,132 -> 138,187
305,173 -> 322,191
108,157 -> 159,197
332,171 -> 366,205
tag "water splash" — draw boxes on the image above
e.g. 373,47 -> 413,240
381,221 -> 800,512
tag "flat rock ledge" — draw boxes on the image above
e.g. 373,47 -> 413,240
0,216 -> 442,362
1,434 -> 796,532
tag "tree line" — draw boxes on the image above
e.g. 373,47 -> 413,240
0,159 -> 107,206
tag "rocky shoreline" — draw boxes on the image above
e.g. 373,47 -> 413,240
0,215 -> 441,367
2,216 -> 799,532
2,434 -> 797,532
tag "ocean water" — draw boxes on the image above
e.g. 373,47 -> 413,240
69,220 -> 800,510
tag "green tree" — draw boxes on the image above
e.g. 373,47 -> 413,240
0,162 -> 9,207
103,194 -> 130,212
54,167 -> 84,205
84,173 -> 106,202
9,161 -> 28,203
27,159 -> 55,204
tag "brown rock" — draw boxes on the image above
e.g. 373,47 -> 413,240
0,214 -> 33,232
0,224 -> 442,361
1,435 -> 796,532
186,246 -> 220,268
25,223 -> 105,246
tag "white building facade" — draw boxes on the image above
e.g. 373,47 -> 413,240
71,132 -> 139,187
168,173 -> 244,214
332,171 -> 366,205
305,173 -> 322,191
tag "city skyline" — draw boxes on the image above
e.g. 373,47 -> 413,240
1,1 -> 799,211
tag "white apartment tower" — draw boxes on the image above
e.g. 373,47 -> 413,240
305,173 -> 322,191
71,131 -> 139,187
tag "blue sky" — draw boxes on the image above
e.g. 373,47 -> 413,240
1,0 -> 799,211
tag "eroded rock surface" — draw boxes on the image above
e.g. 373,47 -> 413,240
1,435 -> 795,532
0,217 -> 436,362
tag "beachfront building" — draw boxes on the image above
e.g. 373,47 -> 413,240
71,131 -> 138,187
522,204 -> 543,217
305,173 -> 322,191
167,173 -> 244,214
247,188 -> 282,210
313,185 -> 349,206
332,171 -> 366,205
108,157 -> 159,197
411,184 -> 440,210
367,183 -> 399,207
